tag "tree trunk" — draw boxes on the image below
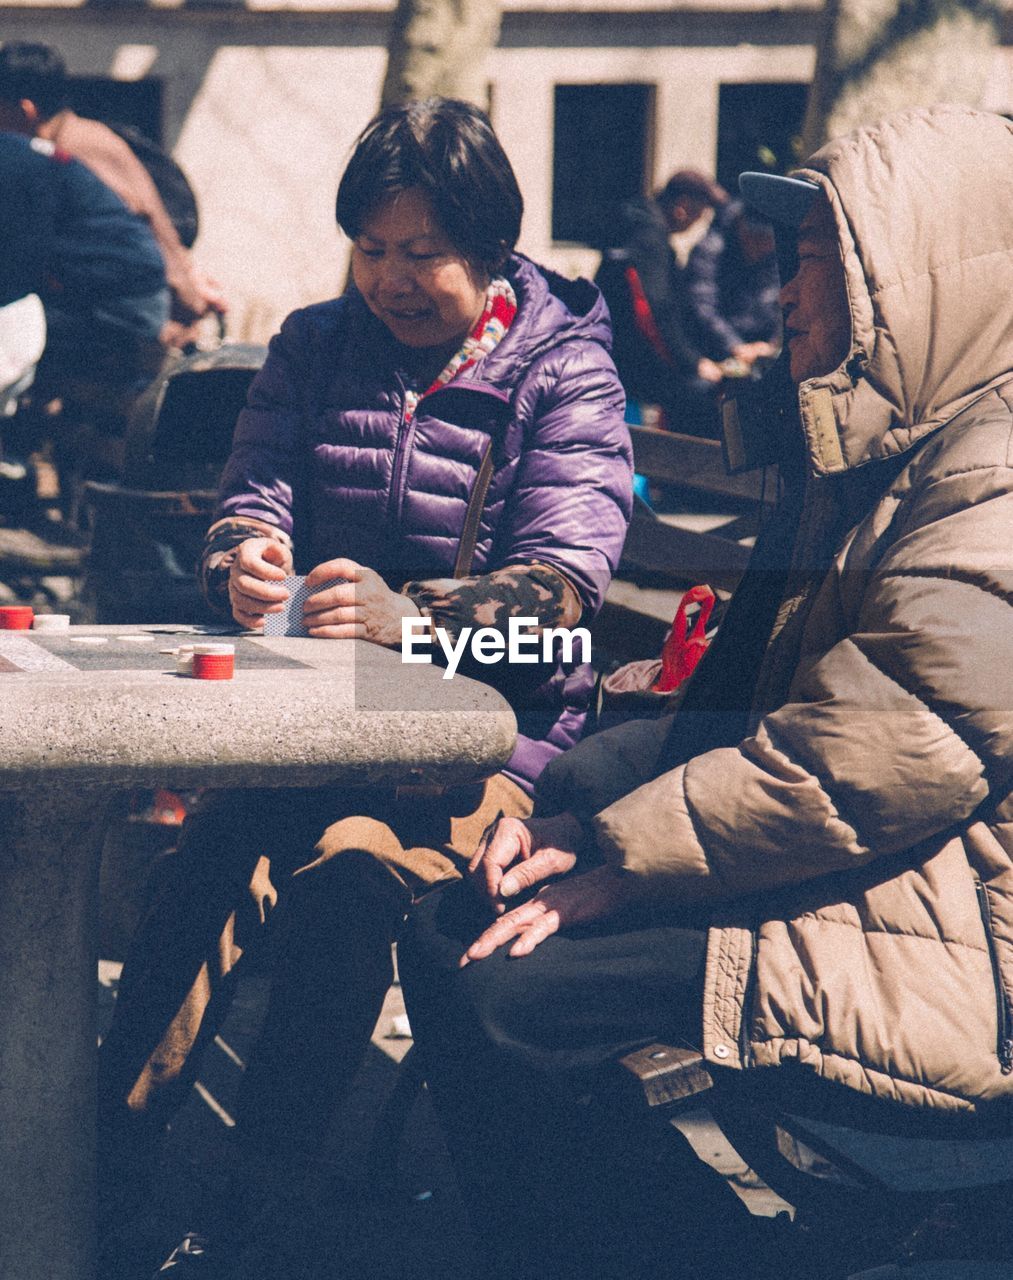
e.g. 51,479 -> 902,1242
802,0 -> 1002,152
381,0 -> 503,109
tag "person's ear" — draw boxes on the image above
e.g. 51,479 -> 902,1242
20,98 -> 40,128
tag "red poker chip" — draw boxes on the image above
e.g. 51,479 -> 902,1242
191,653 -> 234,680
0,606 -> 34,630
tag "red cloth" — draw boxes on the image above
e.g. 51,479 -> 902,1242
655,584 -> 715,693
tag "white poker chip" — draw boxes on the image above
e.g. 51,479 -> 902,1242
32,614 -> 71,631
70,636 -> 108,645
193,643 -> 235,655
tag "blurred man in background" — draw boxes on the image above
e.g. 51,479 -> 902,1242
598,169 -> 759,436
0,41 -> 225,350
0,130 -> 167,522
684,200 -> 781,370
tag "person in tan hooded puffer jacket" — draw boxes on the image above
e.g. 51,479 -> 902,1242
397,105 -> 1013,1279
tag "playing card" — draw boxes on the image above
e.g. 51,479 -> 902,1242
263,576 -> 347,637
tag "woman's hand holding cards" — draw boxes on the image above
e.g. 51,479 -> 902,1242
228,538 -> 293,630
303,558 -> 420,646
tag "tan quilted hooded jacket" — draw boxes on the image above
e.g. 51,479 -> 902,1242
591,107 -> 1013,1112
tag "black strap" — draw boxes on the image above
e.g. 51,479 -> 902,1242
452,439 -> 495,578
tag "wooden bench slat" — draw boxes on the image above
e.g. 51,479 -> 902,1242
618,1043 -> 714,1109
629,426 -> 776,506
620,506 -> 753,594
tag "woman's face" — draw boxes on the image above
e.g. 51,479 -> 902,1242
351,187 -> 490,349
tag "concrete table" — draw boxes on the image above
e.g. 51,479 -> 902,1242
0,626 -> 516,1280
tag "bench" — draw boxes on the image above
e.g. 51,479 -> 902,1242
617,1042 -> 1013,1277
374,1037 -> 1013,1274
622,424 -> 774,593
594,423 -> 775,665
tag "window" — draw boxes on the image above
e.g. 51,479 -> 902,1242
716,83 -> 808,194
66,75 -> 164,145
552,83 -> 655,248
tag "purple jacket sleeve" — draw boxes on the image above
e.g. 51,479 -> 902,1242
216,311 -> 310,535
491,339 -> 633,617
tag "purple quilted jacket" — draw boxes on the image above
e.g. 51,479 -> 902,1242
218,254 -> 632,791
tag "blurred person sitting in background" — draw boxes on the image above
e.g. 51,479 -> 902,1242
0,129 -> 167,524
0,41 -> 226,351
598,169 -> 754,436
684,198 -> 781,372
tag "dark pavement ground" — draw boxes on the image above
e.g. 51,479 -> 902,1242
97,958 -> 489,1280
96,943 -> 793,1280
96,945 -> 1013,1280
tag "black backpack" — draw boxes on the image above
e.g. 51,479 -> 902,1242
110,123 -> 199,249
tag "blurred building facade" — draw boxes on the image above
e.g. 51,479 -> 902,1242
2,0 -> 1009,342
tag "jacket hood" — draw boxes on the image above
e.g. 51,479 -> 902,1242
473,254 -> 614,388
790,105 -> 1013,476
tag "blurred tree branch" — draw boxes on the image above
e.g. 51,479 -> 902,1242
802,0 -> 1002,151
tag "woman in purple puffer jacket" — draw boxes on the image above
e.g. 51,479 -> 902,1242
97,97 -> 631,1275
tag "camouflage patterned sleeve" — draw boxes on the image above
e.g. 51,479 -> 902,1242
198,516 -> 293,616
402,563 -> 582,644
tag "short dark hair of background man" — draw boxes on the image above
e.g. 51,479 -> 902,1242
655,167 -> 728,235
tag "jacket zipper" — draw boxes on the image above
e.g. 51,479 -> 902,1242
738,927 -> 758,1068
975,880 -> 1013,1074
387,380 -> 509,547
387,375 -> 413,531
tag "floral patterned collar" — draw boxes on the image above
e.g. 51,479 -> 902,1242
403,276 -> 517,424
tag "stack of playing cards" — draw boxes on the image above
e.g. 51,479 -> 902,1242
263,576 -> 347,637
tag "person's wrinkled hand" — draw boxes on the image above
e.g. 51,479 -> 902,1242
467,811 -> 584,910
696,357 -> 724,384
303,558 -> 420,646
228,538 -> 292,630
460,864 -> 634,964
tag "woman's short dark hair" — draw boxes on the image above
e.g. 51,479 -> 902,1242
335,98 -> 523,275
